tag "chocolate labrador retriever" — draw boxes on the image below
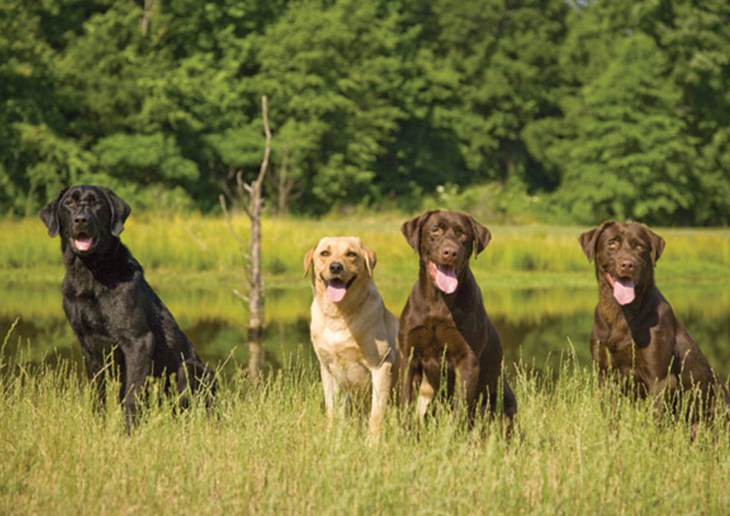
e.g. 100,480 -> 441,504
40,185 -> 215,427
399,210 -> 517,429
580,221 -> 730,421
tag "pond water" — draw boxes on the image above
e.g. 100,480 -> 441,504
2,281 -> 729,381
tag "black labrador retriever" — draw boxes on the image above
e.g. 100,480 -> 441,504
580,221 -> 730,424
399,210 -> 517,429
41,185 -> 215,426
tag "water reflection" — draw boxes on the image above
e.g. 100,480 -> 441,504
2,283 -> 729,380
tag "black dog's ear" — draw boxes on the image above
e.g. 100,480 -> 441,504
101,187 -> 131,237
579,221 -> 615,263
640,224 -> 666,264
39,187 -> 69,238
468,215 -> 492,257
401,211 -> 437,252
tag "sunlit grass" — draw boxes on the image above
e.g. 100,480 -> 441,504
7,214 -> 730,281
2,347 -> 729,514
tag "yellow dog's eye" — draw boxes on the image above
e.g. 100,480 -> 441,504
320,250 -> 330,257
346,251 -> 357,258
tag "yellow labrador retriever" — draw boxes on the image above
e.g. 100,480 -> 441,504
304,236 -> 399,435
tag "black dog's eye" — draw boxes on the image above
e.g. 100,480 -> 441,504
320,250 -> 330,257
65,198 -> 76,208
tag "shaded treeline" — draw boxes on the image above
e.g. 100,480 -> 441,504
2,0 -> 729,224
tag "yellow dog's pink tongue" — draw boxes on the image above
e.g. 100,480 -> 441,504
326,283 -> 347,303
430,263 -> 458,294
612,277 -> 635,305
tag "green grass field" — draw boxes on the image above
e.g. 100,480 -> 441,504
2,214 -> 730,513
2,349 -> 729,514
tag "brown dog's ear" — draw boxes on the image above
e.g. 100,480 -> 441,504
100,187 -> 131,237
401,211 -> 436,252
362,243 -> 377,277
468,215 -> 492,257
303,244 -> 316,277
579,221 -> 615,263
641,224 -> 666,264
39,187 -> 69,238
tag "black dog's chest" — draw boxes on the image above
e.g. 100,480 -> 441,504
62,273 -> 124,337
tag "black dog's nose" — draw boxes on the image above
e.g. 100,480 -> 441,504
329,262 -> 344,275
74,212 -> 88,226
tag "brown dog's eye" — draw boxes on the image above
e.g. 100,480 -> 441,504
607,239 -> 619,250
634,243 -> 645,252
430,225 -> 442,236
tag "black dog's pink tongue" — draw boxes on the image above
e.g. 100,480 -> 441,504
429,262 -> 458,294
326,283 -> 347,303
612,276 -> 635,305
73,237 -> 93,252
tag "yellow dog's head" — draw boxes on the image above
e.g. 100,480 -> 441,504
303,236 -> 376,303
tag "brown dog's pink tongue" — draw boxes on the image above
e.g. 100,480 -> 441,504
613,277 -> 635,305
434,265 -> 458,294
326,283 -> 347,303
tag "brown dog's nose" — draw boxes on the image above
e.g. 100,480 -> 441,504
440,245 -> 458,262
329,262 -> 344,275
619,260 -> 634,274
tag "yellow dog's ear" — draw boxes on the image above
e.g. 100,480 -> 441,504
362,243 -> 377,277
303,245 -> 316,277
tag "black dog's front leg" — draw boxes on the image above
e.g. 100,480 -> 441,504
120,333 -> 154,429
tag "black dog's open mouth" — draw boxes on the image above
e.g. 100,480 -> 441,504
71,233 -> 95,253
322,276 -> 357,303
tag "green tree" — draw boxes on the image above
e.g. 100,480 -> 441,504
558,34 -> 696,224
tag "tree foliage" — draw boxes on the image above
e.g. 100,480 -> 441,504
1,0 -> 729,225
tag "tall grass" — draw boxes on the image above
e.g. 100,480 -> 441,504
2,346 -> 729,514
5,215 -> 730,284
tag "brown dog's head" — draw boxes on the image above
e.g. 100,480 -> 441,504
579,221 -> 665,306
401,210 -> 491,295
303,236 -> 376,304
40,185 -> 131,257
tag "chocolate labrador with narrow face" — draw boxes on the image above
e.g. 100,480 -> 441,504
399,210 -> 517,429
40,185 -> 215,427
580,221 -> 730,420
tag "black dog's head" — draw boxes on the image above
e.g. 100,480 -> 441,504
401,210 -> 491,295
40,185 -> 131,257
579,221 -> 665,306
